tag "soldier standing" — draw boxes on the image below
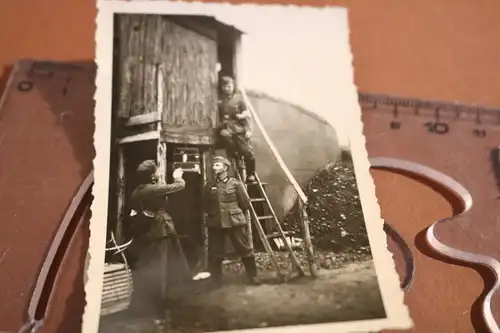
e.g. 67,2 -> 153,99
217,76 -> 257,183
127,160 -> 191,311
203,156 -> 261,286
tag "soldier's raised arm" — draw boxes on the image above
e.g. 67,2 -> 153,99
151,178 -> 185,196
235,180 -> 251,211
151,168 -> 186,196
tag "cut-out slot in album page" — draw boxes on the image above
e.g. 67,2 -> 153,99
85,1 -> 412,333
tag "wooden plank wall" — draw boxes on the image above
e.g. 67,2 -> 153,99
115,14 -> 219,145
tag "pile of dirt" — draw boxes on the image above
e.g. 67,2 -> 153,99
283,150 -> 372,260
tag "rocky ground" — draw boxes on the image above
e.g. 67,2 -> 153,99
99,151 -> 381,332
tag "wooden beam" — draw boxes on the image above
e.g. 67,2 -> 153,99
123,112 -> 160,127
298,199 -> 318,278
201,150 -> 209,272
114,146 -> 126,245
118,130 -> 159,144
156,64 -> 166,186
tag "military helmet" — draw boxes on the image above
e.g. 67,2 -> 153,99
220,76 -> 234,85
136,159 -> 157,176
213,156 -> 232,168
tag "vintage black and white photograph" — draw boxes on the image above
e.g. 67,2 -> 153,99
85,1 -> 411,333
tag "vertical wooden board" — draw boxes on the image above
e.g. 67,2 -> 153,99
160,17 -> 175,127
142,15 -> 161,115
158,19 -> 218,140
135,15 -> 146,117
120,14 -> 142,117
157,142 -> 167,185
119,15 -> 140,118
200,150 -> 209,270
116,15 -> 130,118
115,147 -> 126,243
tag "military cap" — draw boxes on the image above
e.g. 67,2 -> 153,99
220,76 -> 234,85
213,156 -> 232,168
136,159 -> 157,176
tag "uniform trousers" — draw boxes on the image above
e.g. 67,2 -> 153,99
207,225 -> 253,261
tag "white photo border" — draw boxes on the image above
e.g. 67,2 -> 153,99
86,1 -> 412,332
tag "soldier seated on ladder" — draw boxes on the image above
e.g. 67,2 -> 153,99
127,160 -> 191,310
203,156 -> 261,286
217,76 -> 257,183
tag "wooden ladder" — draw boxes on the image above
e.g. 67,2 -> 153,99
233,161 -> 306,282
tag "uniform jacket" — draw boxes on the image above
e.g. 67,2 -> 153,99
203,176 -> 251,228
130,177 -> 186,214
128,177 -> 186,242
218,91 -> 252,134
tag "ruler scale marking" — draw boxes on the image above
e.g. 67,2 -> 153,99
362,92 -> 500,333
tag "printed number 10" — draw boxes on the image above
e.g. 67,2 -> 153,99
424,122 -> 449,135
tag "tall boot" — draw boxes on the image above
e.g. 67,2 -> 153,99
208,259 -> 224,289
244,156 -> 256,183
241,255 -> 261,285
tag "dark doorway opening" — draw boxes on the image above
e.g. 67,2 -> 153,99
166,144 -> 206,270
217,33 -> 237,85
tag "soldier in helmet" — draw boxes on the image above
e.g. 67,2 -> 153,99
202,156 -> 261,286
127,160 -> 191,311
217,76 -> 257,183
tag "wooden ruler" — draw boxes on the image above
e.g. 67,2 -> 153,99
0,60 -> 94,333
361,93 -> 500,333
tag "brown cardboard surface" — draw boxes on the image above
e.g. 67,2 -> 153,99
0,60 -> 95,332
1,1 -> 499,333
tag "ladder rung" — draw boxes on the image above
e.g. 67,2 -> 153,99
251,198 -> 265,202
266,231 -> 295,239
257,215 -> 273,220
247,181 -> 268,186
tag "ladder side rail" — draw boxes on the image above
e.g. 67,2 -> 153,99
297,199 -> 318,278
241,88 -> 317,278
254,173 -> 305,276
232,161 -> 284,281
240,88 -> 307,204
247,195 -> 285,282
